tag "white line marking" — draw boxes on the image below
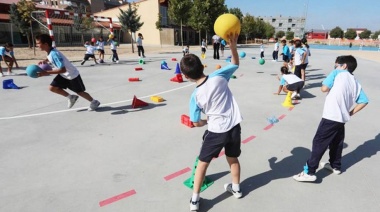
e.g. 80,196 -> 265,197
0,83 -> 194,120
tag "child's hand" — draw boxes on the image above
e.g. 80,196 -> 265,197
227,33 -> 239,49
273,92 -> 279,95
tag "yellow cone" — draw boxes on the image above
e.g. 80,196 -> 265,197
282,92 -> 294,108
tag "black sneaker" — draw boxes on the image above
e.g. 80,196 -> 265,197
81,60 -> 85,65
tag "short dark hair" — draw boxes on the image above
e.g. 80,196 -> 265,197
280,66 -> 289,74
281,39 -> 287,43
35,34 -> 52,47
295,40 -> 302,48
5,42 -> 14,48
335,55 -> 357,73
180,54 -> 204,79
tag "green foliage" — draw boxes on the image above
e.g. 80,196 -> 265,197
155,13 -> 163,31
359,30 -> 371,39
228,7 -> 243,22
286,31 -> 294,40
276,30 -> 285,38
189,0 -> 209,32
264,22 -> 275,39
9,0 -> 36,47
344,29 -> 357,40
118,4 -> 144,33
241,14 -> 255,41
329,26 -> 344,39
371,31 -> 380,40
168,0 -> 192,26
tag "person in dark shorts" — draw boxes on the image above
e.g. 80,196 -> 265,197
35,34 -> 100,111
180,33 -> 243,211
274,66 -> 304,99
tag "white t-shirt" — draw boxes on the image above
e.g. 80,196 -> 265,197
294,48 -> 305,65
322,69 -> 369,123
212,35 -> 220,44
280,74 -> 302,85
303,47 -> 310,64
84,44 -> 97,55
96,41 -> 105,50
274,42 -> 279,51
110,40 -> 118,50
47,48 -> 79,80
189,64 -> 242,133
260,44 -> 264,52
136,37 -> 143,46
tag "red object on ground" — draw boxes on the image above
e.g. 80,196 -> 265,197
128,77 -> 140,82
132,95 -> 149,108
181,114 -> 194,128
135,67 -> 143,71
170,74 -> 183,83
171,58 -> 177,61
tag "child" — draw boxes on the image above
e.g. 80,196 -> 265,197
301,41 -> 311,79
35,34 -> 100,111
201,39 -> 207,58
96,36 -> 105,63
280,39 -> 291,64
220,39 -> 226,57
81,41 -> 98,65
293,39 -> 305,97
183,45 -> 189,57
272,38 -> 279,61
288,40 -> 295,60
274,66 -> 304,99
293,55 -> 369,182
180,33 -> 242,211
260,41 -> 265,58
0,43 -> 19,76
136,33 -> 146,58
108,36 -> 119,63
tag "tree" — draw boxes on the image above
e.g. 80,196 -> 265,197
9,1 -> 36,48
228,7 -> 243,23
189,0 -> 210,44
359,30 -> 371,39
286,31 -> 294,40
168,0 -> 192,47
276,30 -> 285,38
329,26 -> 344,39
155,13 -> 163,47
253,18 -> 266,38
264,22 -> 275,39
344,29 -> 357,40
118,3 -> 144,53
241,14 -> 255,44
73,2 -> 94,44
371,30 -> 380,40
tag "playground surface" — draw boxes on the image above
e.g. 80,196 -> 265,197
1,46 -> 379,212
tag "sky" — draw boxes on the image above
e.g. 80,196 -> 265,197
225,0 -> 380,31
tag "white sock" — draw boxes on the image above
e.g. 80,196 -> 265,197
232,183 -> 240,191
191,193 -> 200,202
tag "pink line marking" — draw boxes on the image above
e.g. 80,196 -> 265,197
99,189 -> 136,207
242,135 -> 256,144
239,74 -> 244,77
164,167 -> 191,181
278,114 -> 286,120
218,150 -> 225,157
288,107 -> 294,111
264,124 -> 274,130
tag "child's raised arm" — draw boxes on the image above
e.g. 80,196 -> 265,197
229,33 -> 239,66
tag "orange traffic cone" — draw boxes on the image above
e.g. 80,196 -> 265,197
170,74 -> 183,83
132,95 -> 149,108
282,92 -> 294,108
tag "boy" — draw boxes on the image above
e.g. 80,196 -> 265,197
280,39 -> 291,64
201,38 -> 207,58
136,33 -> 146,58
183,45 -> 189,57
180,33 -> 242,211
260,41 -> 265,59
0,43 -> 19,76
293,55 -> 369,182
81,41 -> 98,65
35,34 -> 100,111
108,36 -> 119,63
292,39 -> 305,98
96,36 -> 105,63
272,38 -> 279,61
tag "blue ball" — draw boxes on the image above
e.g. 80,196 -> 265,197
26,65 -> 43,78
239,51 -> 246,58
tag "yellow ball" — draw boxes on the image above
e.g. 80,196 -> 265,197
214,14 -> 241,40
109,34 -> 114,39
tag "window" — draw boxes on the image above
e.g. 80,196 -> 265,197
287,28 -> 291,31
272,19 -> 276,22
288,19 -> 292,23
279,23 -> 283,27
159,6 -> 169,26
292,24 -> 296,27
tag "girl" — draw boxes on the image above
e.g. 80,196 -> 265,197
274,66 -> 304,99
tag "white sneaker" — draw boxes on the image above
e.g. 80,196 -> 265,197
67,95 -> 79,108
293,171 -> 317,182
291,92 -> 298,99
189,199 -> 199,211
88,100 -> 100,111
116,60 -> 119,64
296,93 -> 301,98
0,73 -> 4,77
320,162 -> 341,175
224,183 -> 242,198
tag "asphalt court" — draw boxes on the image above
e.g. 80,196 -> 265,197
1,47 -> 379,212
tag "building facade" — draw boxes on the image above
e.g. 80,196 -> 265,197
258,15 -> 306,38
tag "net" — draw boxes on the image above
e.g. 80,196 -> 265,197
31,10 -> 114,47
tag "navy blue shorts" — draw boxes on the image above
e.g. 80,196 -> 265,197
199,124 -> 241,163
50,74 -> 86,93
